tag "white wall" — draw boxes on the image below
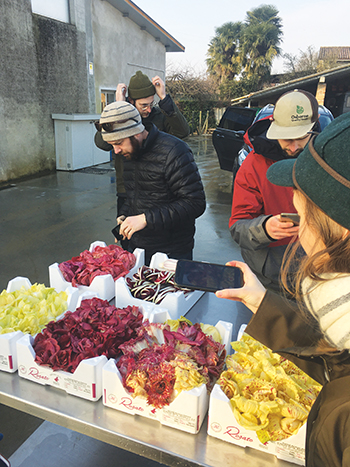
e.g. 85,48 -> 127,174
92,0 -> 166,113
0,0 -> 168,183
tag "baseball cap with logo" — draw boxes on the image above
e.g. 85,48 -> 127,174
266,89 -> 319,140
97,101 -> 145,143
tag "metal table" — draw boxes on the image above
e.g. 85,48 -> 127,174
0,294 -> 294,467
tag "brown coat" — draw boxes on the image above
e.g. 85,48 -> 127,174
246,291 -> 350,466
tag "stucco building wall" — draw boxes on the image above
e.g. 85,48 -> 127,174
0,0 -> 168,184
92,1 -> 165,113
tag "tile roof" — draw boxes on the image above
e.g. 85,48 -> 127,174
319,47 -> 350,61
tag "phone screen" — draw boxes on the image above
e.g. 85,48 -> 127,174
175,259 -> 243,293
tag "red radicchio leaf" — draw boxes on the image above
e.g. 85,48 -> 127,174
58,245 -> 136,286
116,321 -> 226,407
33,298 -> 143,373
145,360 -> 176,409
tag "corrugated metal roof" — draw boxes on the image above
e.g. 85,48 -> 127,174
230,63 -> 350,105
319,47 -> 350,61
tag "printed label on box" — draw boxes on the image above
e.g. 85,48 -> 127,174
102,320 -> 232,434
208,384 -> 306,465
17,334 -> 106,401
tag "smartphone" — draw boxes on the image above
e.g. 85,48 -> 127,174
280,213 -> 300,226
111,224 -> 124,241
174,259 -> 244,293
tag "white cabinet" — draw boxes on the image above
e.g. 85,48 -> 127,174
52,114 -> 110,171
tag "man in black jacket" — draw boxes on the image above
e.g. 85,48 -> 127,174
95,71 -> 190,218
97,101 -> 205,264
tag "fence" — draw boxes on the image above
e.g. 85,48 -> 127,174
189,110 -> 210,135
188,108 -> 225,135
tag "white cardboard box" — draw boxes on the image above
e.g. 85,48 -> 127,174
102,320 -> 233,434
49,242 -> 144,301
208,325 -> 307,465
208,373 -> 306,465
17,333 -> 107,401
15,300 -> 174,401
115,252 -> 204,320
0,277 -> 78,373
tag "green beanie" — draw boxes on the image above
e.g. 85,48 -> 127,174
267,112 -> 350,229
128,71 -> 155,100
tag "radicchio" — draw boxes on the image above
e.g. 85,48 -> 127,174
117,321 -> 226,409
33,297 -> 143,373
59,244 -> 136,287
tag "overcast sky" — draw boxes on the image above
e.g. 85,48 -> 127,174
134,0 -> 350,75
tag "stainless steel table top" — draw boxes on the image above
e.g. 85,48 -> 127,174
0,293 -> 295,467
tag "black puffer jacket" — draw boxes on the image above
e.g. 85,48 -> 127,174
120,124 -> 206,259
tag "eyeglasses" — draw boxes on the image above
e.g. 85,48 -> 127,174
94,117 -> 138,133
138,101 -> 154,111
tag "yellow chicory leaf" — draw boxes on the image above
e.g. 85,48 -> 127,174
220,333 -> 322,442
200,323 -> 222,343
166,316 -> 192,332
0,284 -> 67,335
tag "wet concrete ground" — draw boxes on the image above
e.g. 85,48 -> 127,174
0,135 -> 243,466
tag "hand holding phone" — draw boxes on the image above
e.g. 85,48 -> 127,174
280,213 -> 300,226
111,215 -> 126,241
215,260 -> 266,314
174,259 -> 243,293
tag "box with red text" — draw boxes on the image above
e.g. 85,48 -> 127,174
207,383 -> 306,465
102,320 -> 233,434
0,276 -> 78,373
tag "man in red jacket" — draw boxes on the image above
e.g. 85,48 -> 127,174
229,89 -> 319,292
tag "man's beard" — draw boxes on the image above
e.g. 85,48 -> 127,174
122,136 -> 143,160
282,147 -> 304,159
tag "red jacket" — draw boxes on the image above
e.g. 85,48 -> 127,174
229,150 -> 296,248
229,118 -> 299,291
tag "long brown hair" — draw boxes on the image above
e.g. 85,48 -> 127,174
281,190 -> 350,301
281,191 -> 350,351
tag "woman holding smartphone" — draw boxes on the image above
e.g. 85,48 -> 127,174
216,111 -> 350,467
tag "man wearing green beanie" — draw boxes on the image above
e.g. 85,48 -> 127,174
94,71 -> 190,248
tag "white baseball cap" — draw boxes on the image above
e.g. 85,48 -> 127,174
266,89 -> 319,140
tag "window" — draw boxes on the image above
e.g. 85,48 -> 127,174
100,90 -> 116,112
31,0 -> 69,23
219,107 -> 256,131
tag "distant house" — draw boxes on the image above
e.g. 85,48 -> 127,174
231,64 -> 350,119
1,0 -> 184,184
319,47 -> 350,66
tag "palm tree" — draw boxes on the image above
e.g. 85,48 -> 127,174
240,5 -> 283,83
206,22 -> 243,84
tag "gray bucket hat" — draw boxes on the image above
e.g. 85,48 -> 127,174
267,111 -> 350,229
